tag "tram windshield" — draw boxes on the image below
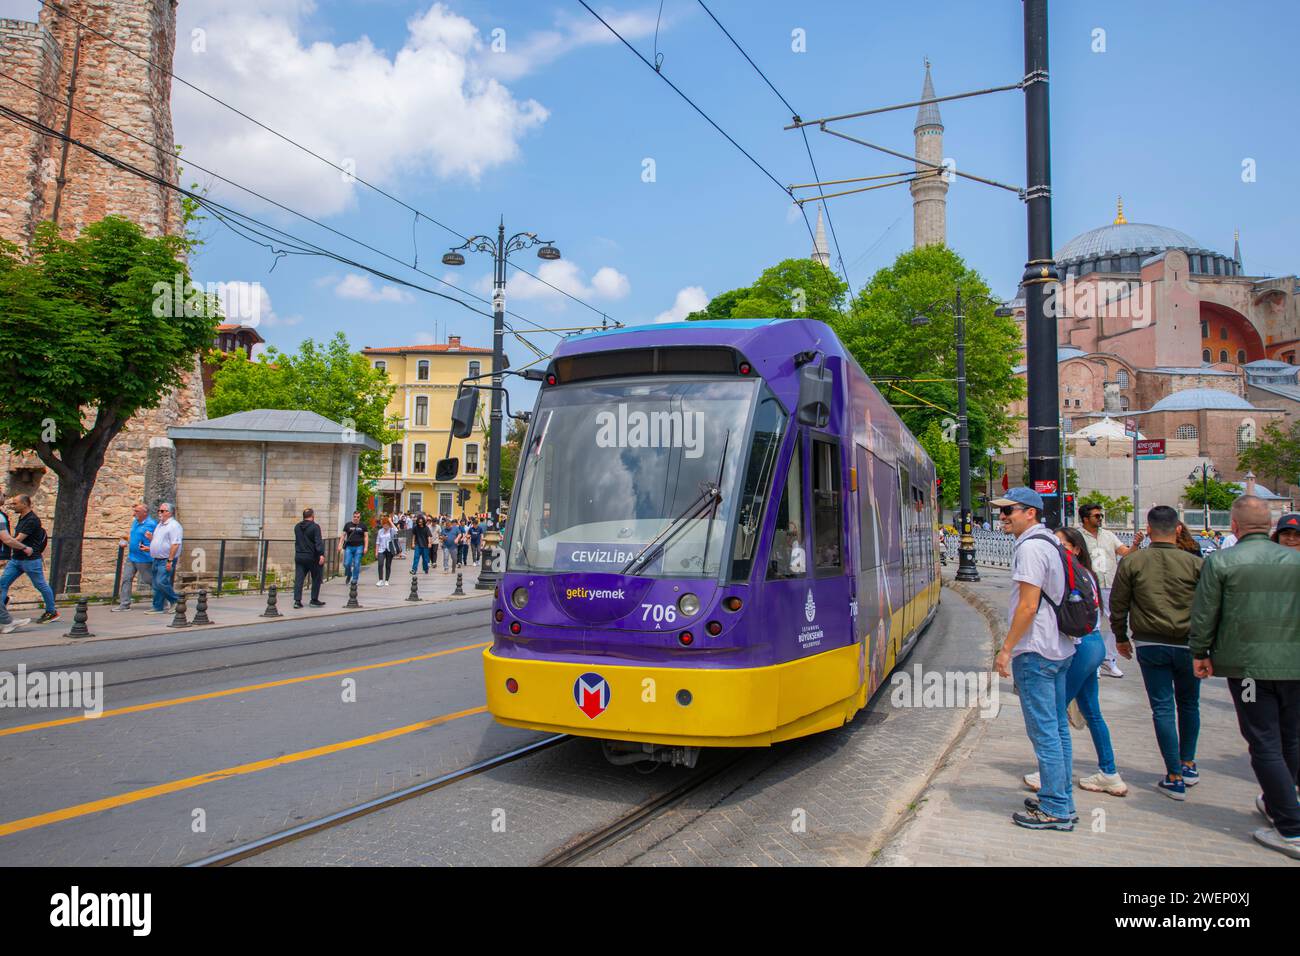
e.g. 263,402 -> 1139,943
506,377 -> 768,579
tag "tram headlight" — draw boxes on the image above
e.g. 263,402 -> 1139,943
677,593 -> 700,617
511,587 -> 530,610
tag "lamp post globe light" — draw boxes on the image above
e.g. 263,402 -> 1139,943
443,218 -> 559,588
912,285 -> 1005,583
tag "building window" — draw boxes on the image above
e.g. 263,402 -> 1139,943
1202,349 -> 1212,363
1120,396 -> 1130,411
1236,420 -> 1256,455
413,443 -> 427,473
1117,369 -> 1129,388
468,360 -> 481,378
1219,350 -> 1229,363
408,492 -> 423,514
389,443 -> 403,473
414,396 -> 428,427
439,492 -> 453,516
374,360 -> 387,373
1074,399 -> 1081,408
1200,320 -> 1208,338
465,443 -> 479,476
1236,349 -> 1246,365
1176,424 -> 1198,440
1063,398 -> 1070,408
1285,352 -> 1297,365
1220,326 -> 1228,340
417,360 -> 430,381
1063,417 -> 1073,434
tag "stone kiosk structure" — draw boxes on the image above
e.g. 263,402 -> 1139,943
167,411 -> 380,590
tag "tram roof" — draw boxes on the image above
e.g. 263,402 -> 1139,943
558,318 -> 852,366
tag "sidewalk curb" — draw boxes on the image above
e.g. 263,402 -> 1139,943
865,579 -> 1000,865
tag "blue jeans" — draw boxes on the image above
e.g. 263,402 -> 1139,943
0,557 -> 56,614
442,543 -> 451,569
151,557 -> 180,611
1013,651 -> 1075,819
1065,630 -> 1117,774
411,546 -> 430,573
343,545 -> 363,583
1136,644 -> 1200,777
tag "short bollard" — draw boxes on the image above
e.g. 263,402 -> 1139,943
192,588 -> 213,625
65,599 -> 94,638
345,579 -> 360,609
453,572 -> 464,596
406,574 -> 421,602
168,591 -> 190,628
261,585 -> 282,618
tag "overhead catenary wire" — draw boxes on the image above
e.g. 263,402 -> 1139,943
694,0 -> 854,295
30,0 -> 619,324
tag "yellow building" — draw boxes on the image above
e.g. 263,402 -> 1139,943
362,337 -> 497,517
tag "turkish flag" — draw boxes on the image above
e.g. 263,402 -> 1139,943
1002,472 -> 1010,492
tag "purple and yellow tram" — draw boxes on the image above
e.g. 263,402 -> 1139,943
481,319 -> 940,766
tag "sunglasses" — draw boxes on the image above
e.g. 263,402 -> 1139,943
999,505 -> 1025,516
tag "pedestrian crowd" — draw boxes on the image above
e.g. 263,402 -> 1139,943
992,485 -> 1300,861
362,510 -> 495,587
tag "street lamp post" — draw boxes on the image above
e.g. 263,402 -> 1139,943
444,219 -> 559,588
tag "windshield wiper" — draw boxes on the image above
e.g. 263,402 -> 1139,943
621,430 -> 730,577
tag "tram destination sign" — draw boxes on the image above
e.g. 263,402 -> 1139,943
1136,438 -> 1166,460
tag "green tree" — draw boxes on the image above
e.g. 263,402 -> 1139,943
1080,491 -> 1133,527
917,419 -> 959,511
832,244 -> 1024,453
0,217 -> 219,588
1183,475 -> 1239,511
207,332 -> 399,481
1238,419 -> 1300,496
687,258 -> 848,325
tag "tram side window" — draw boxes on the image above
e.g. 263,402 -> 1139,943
730,393 -> 787,580
812,438 -> 842,573
855,445 -> 878,569
767,438 -> 806,579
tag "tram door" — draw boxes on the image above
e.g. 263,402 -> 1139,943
898,463 -> 913,640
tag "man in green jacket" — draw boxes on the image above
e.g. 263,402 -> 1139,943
1190,495 -> 1300,860
1111,505 -> 1203,800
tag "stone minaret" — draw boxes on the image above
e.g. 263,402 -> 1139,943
810,205 -> 831,268
910,59 -> 948,249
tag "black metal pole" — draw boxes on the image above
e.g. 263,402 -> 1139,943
955,287 -> 979,581
488,218 -> 506,520
1022,0 -> 1060,527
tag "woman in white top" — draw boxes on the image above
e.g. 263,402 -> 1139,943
375,516 -> 396,585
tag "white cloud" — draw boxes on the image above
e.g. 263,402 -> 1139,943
174,2 -> 550,216
501,260 -> 630,309
212,279 -> 303,328
333,273 -> 414,303
652,286 -> 709,324
477,8 -> 662,82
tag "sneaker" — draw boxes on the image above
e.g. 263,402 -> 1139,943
110,605 -> 131,612
1079,771 -> 1128,796
1067,700 -> 1086,729
1257,794 -> 1273,823
144,609 -> 167,615
293,602 -> 304,609
1155,776 -> 1186,801
1024,797 -> 1079,822
1012,806 -> 1074,831
309,601 -> 326,607
2,618 -> 31,634
1180,762 -> 1200,786
36,610 -> 60,624
1100,660 -> 1124,678
1252,827 -> 1300,861
1023,771 -> 1041,792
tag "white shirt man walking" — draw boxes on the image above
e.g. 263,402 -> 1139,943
1079,503 -> 1142,677
146,503 -> 183,614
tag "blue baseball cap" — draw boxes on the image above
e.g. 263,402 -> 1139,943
991,486 -> 1044,511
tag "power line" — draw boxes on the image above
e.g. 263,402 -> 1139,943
31,0 -> 619,323
694,0 -> 854,296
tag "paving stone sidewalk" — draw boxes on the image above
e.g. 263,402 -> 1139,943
876,565 -> 1293,867
0,564 -> 484,651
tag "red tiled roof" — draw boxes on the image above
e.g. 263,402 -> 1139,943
215,323 -> 266,343
363,344 -> 493,355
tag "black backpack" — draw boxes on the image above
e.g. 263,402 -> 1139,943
1026,536 -> 1099,638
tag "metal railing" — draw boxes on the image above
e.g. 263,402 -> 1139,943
942,527 -> 1142,569
3,536 -> 348,608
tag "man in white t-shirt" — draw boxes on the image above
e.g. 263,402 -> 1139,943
1078,503 -> 1142,678
992,487 -> 1077,831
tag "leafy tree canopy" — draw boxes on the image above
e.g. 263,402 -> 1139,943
687,258 -> 848,326
832,244 -> 1024,453
1183,475 -> 1240,511
1079,491 -> 1133,526
1237,419 -> 1300,496
207,332 -> 399,480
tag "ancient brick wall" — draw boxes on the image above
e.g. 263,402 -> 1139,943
0,1 -> 207,600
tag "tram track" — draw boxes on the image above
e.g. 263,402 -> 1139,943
184,734 -> 573,867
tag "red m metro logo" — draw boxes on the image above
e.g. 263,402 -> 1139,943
573,672 -> 610,719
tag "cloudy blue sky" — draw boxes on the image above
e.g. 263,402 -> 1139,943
3,0 -> 1296,376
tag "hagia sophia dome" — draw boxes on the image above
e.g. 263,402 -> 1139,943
1054,198 -> 1242,278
